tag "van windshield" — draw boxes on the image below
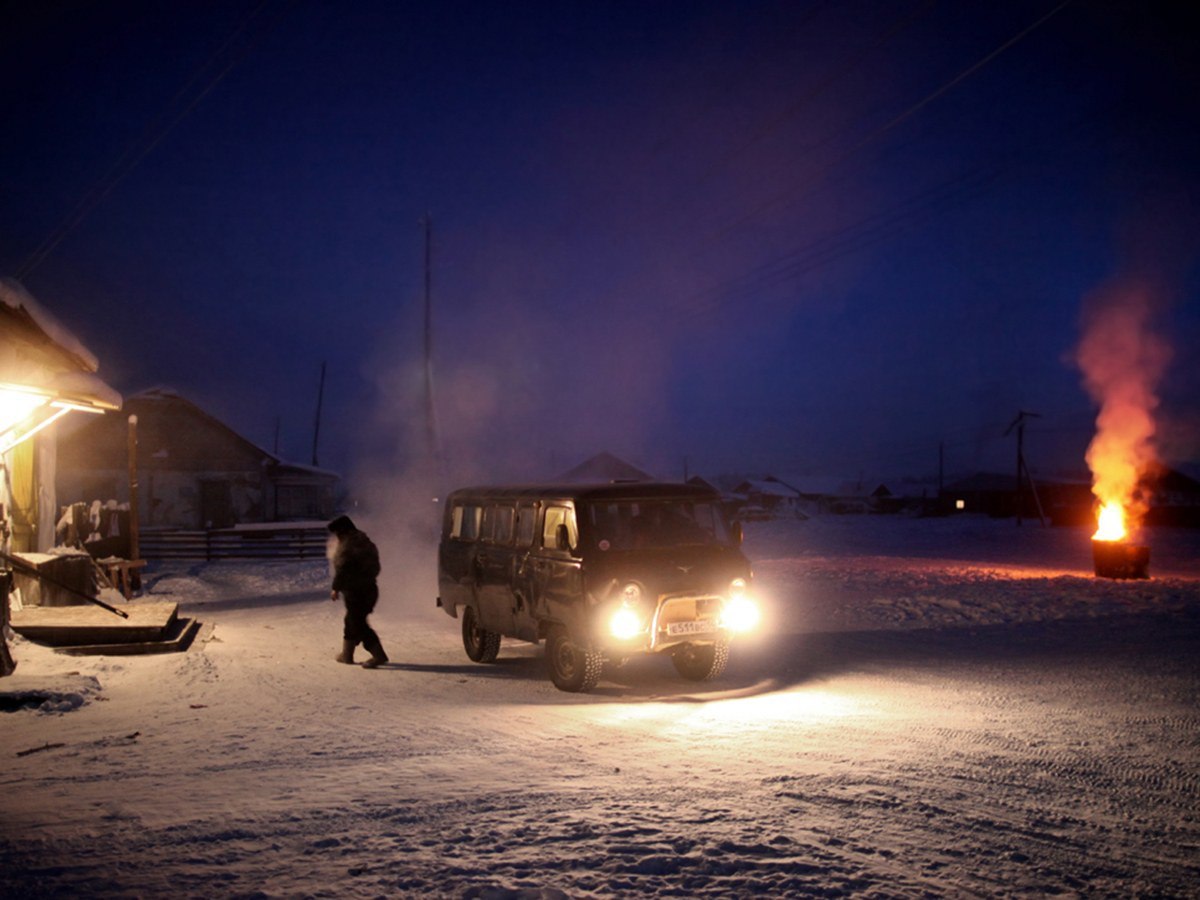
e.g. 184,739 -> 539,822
581,499 -> 730,550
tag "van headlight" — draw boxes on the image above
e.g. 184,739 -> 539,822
608,582 -> 645,640
609,606 -> 642,640
620,582 -> 642,606
722,579 -> 760,633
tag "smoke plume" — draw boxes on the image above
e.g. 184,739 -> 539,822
1075,279 -> 1172,529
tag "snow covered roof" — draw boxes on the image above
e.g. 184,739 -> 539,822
122,388 -> 340,477
0,278 -> 121,412
0,277 -> 99,372
769,475 -> 894,498
124,388 -> 278,463
736,479 -> 800,498
558,451 -> 655,483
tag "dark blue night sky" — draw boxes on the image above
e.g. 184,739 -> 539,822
2,1 -> 1197,493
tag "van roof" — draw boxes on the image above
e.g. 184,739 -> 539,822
445,481 -> 719,503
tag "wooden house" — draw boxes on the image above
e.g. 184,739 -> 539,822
3,279 -> 121,675
56,389 -> 339,530
1,279 -> 121,552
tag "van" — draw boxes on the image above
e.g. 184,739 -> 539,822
436,482 -> 760,692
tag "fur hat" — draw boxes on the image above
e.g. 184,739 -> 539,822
327,515 -> 356,535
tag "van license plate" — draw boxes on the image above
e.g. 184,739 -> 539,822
667,620 -> 716,636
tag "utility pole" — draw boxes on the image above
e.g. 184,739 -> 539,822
421,213 -> 440,464
311,361 -> 326,467
1004,410 -> 1045,527
127,415 -> 140,565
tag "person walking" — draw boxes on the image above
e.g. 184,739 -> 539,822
327,515 -> 388,668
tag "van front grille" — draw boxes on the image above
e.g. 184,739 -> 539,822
651,594 -> 723,647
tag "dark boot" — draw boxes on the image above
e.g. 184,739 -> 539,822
362,635 -> 388,669
336,640 -> 356,664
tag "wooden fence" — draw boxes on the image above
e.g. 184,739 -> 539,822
139,526 -> 329,561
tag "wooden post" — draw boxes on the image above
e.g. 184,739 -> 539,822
1,570 -> 15,676
128,415 -> 140,563
1,507 -> 14,676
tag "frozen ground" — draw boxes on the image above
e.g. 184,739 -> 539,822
2,515 -> 1199,898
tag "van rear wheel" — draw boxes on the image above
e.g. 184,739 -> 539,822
672,639 -> 729,681
546,625 -> 602,693
462,606 -> 501,662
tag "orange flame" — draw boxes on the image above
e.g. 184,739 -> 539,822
1093,502 -> 1126,542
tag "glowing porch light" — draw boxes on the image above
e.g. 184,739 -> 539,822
0,386 -> 50,432
0,385 -> 107,456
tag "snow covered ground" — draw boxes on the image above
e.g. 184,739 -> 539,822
2,515 -> 1199,898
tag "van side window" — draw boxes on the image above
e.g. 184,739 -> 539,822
515,504 -> 537,547
483,505 -> 514,545
542,505 -> 578,550
452,504 -> 481,540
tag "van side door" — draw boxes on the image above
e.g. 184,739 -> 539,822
475,503 -> 517,636
528,503 -> 585,638
439,501 -> 481,616
510,501 -> 540,642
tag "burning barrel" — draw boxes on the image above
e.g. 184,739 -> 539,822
1092,540 -> 1150,580
1091,501 -> 1150,579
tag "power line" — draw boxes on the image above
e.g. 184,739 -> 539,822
16,0 -> 285,280
710,0 -> 1075,242
646,0 -> 838,160
579,0 -> 1080,338
652,97 -> 1108,329
631,1 -> 939,252
693,0 -> 938,188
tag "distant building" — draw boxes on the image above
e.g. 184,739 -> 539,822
765,475 -> 892,515
57,389 -> 339,530
1144,463 -> 1200,527
732,478 -> 802,517
943,471 -> 1092,524
558,451 -> 655,483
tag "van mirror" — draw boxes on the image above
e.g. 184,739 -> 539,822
731,521 -> 744,546
556,523 -> 572,552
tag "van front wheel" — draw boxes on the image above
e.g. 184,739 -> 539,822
462,606 -> 501,663
672,639 -> 729,681
546,626 -> 602,693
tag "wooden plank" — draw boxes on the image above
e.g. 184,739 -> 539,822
56,617 -> 201,656
10,601 -> 177,646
